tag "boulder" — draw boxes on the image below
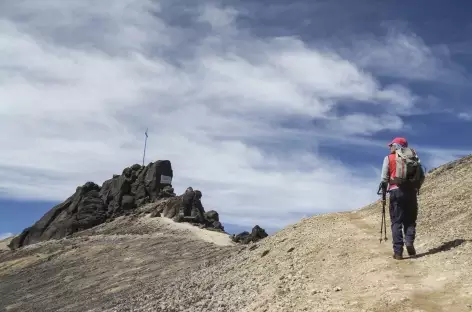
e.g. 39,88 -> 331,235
158,185 -> 176,199
204,210 -> 219,223
190,190 -> 205,222
181,187 -> 195,216
203,210 -> 224,231
231,225 -> 268,244
211,221 -> 224,231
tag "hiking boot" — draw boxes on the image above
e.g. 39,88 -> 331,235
406,245 -> 416,257
393,253 -> 403,260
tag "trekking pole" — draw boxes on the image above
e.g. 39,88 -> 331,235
377,183 -> 388,243
382,203 -> 387,242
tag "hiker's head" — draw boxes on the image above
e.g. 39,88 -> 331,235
388,137 -> 408,153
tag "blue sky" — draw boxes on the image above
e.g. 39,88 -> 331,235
1,0 -> 472,238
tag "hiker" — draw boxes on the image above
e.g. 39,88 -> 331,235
380,137 -> 425,260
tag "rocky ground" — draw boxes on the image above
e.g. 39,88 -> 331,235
0,216 -> 239,312
1,155 -> 472,312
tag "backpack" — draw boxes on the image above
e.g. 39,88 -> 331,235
390,147 -> 425,190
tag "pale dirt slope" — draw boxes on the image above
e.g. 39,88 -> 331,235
0,237 -> 12,251
1,156 -> 472,312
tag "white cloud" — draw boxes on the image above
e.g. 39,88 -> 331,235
322,113 -> 405,135
346,29 -> 465,83
458,112 -> 472,121
198,3 -> 238,29
0,0 -> 455,229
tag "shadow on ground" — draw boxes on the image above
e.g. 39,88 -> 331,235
413,239 -> 470,259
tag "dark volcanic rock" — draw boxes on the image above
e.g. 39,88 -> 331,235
9,159 -> 228,250
9,182 -> 107,250
145,191 -> 226,233
182,187 -> 195,216
158,185 -> 176,199
204,210 -> 219,223
121,195 -> 136,210
231,225 -> 268,244
190,191 -> 205,223
204,210 -> 224,231
9,160 -> 174,250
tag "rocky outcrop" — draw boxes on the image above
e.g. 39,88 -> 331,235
139,193 -> 225,233
9,160 -> 177,250
231,225 -> 268,244
8,158 -> 269,250
204,210 -> 224,231
140,196 -> 183,220
100,160 -> 174,213
8,182 -> 108,250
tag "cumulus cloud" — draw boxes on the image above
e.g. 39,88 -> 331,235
0,0 -> 459,228
346,29 -> 465,83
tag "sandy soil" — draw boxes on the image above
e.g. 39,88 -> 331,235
144,215 -> 235,247
0,237 -> 13,251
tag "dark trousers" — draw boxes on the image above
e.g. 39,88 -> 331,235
389,187 -> 418,254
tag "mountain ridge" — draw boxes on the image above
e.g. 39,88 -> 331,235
1,154 -> 472,312
8,160 -> 234,250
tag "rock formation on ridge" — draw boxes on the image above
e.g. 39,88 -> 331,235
8,160 -> 227,250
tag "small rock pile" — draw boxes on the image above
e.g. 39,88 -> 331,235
231,225 -> 269,244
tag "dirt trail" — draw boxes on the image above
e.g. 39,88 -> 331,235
348,208 -> 472,312
145,215 -> 236,247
